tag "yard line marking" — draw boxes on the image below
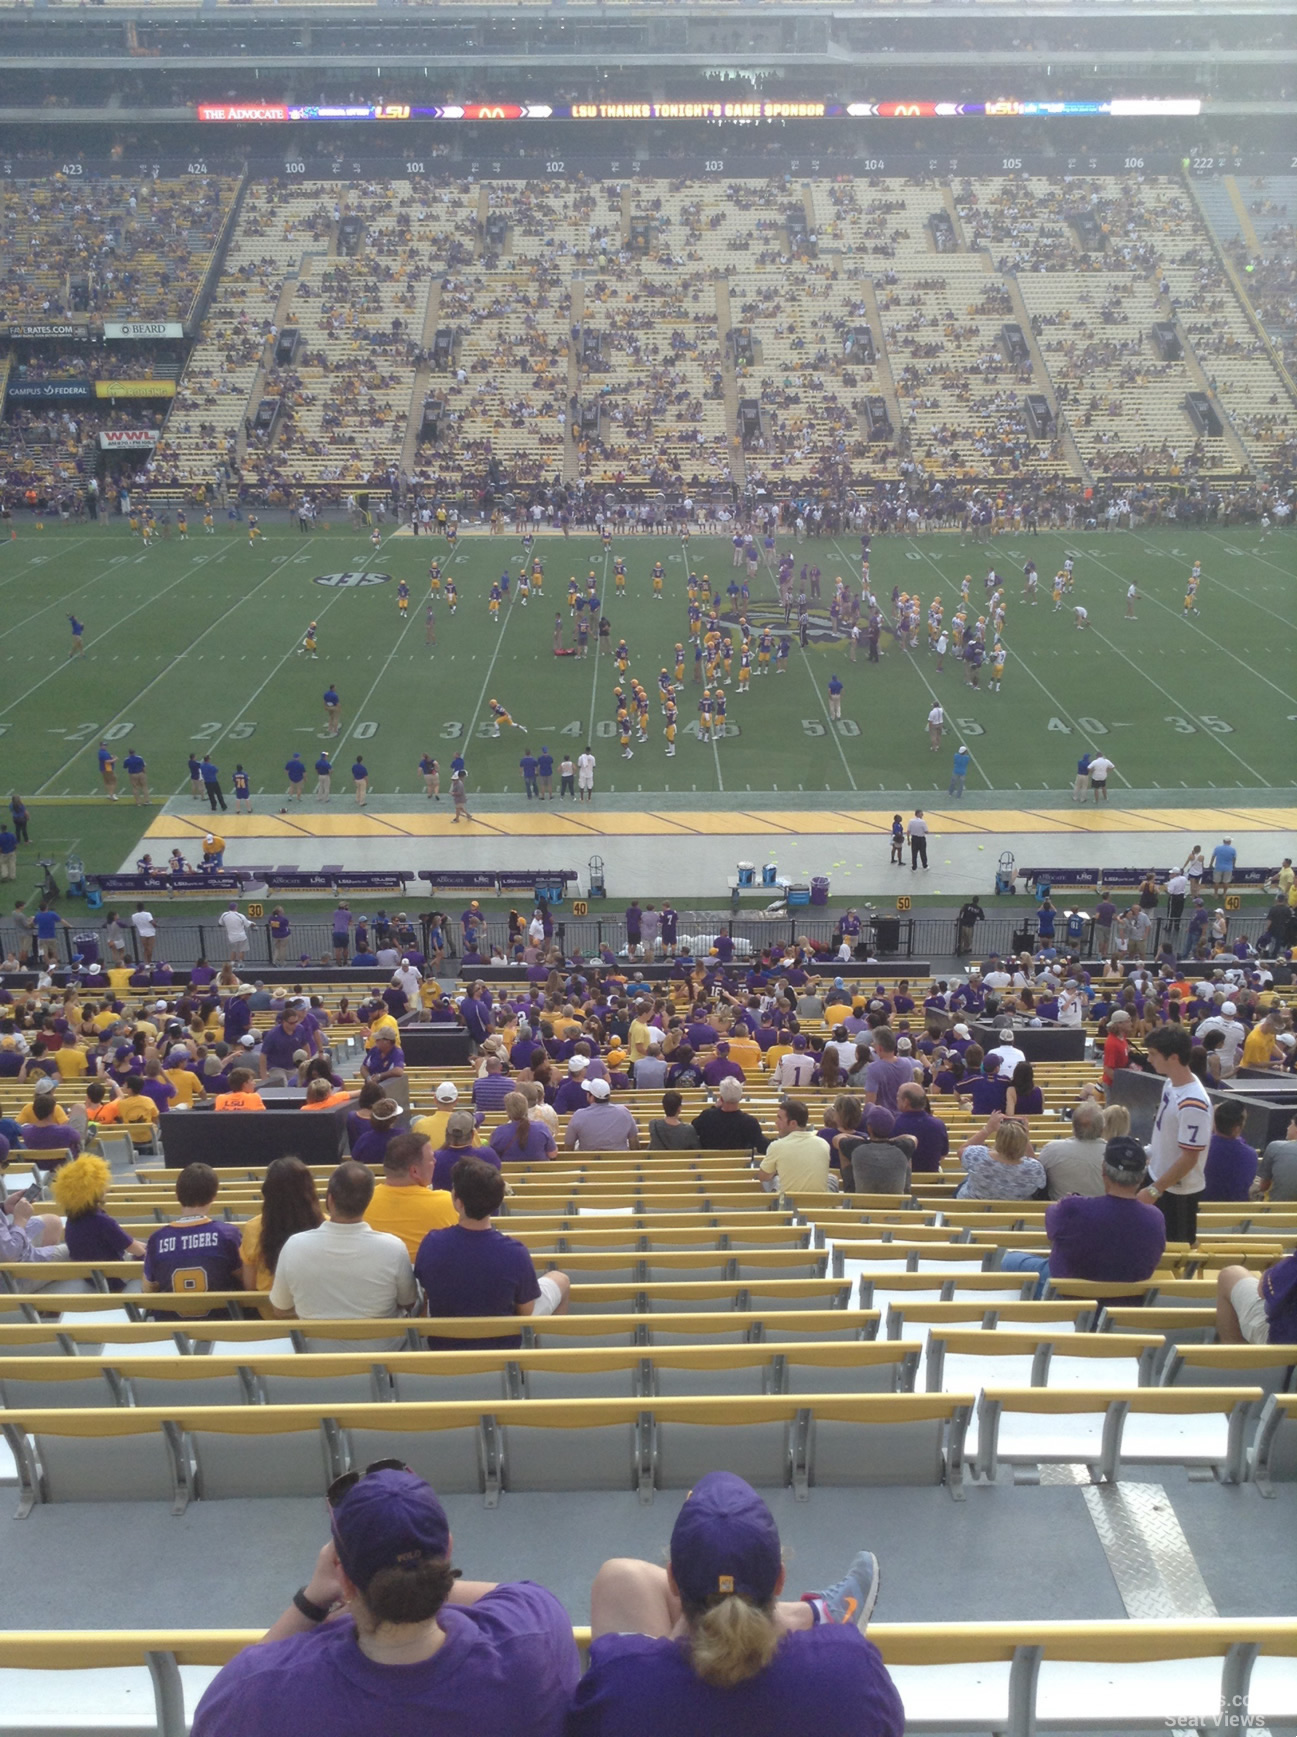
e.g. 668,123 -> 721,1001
1201,529 -> 1294,602
833,535 -> 995,790
1127,529 -> 1292,629
767,538 -> 849,792
0,539 -> 166,645
334,606 -> 421,755
1085,542 -> 1297,706
0,549 -> 228,721
675,531 -> 728,791
0,534 -> 93,595
32,543 -> 321,794
1082,621 -> 1269,784
585,545 -> 611,746
464,566 -> 526,750
966,536 -> 1138,783
160,535 -> 400,797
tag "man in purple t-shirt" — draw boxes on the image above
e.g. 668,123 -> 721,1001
891,1083 -> 950,1173
1000,1137 -> 1166,1299
142,1163 -> 243,1318
415,1158 -> 569,1347
363,1031 -> 406,1085
191,1469 -> 579,1737
700,1041 -> 745,1088
862,1029 -> 914,1112
20,1095 -> 81,1168
1202,1101 -> 1259,1201
430,1113 -> 502,1193
259,1008 -> 306,1080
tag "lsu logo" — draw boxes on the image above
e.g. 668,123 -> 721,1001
722,603 -> 845,645
313,572 -> 392,588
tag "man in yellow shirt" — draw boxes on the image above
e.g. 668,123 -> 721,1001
18,1080 -> 69,1126
762,1038 -> 792,1075
758,1099 -> 833,1195
724,1033 -> 762,1073
1241,1015 -> 1284,1070
163,1048 -> 206,1107
411,1081 -> 460,1150
362,1131 -> 455,1259
628,1003 -> 653,1060
365,1008 -> 401,1048
117,1075 -> 161,1143
53,1044 -> 89,1082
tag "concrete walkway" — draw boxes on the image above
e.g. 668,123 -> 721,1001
132,788 -> 1294,900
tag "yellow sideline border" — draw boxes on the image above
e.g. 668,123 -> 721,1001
142,806 -> 1297,842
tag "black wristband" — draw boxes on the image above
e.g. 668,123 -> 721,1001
292,1587 -> 331,1624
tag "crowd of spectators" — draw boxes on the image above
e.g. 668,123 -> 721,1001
2,934 -> 1295,1211
6,169 -> 1296,510
0,175 -> 238,324
4,917 -> 1297,1729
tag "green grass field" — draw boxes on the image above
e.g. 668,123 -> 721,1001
1,520 -> 1292,854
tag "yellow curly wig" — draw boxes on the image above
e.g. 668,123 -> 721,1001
50,1154 -> 113,1218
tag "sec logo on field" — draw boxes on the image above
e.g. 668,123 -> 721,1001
313,572 -> 392,588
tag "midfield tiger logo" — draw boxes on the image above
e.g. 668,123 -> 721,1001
721,603 -> 846,644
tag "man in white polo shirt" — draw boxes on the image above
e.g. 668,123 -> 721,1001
271,1160 -> 416,1349
1086,753 -> 1114,803
1140,1024 -> 1211,1244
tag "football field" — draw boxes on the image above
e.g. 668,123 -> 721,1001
1,520 -> 1292,844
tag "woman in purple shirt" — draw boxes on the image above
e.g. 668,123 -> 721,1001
488,1093 -> 557,1163
570,1472 -> 903,1737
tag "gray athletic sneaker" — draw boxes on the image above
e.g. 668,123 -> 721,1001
807,1550 -> 881,1632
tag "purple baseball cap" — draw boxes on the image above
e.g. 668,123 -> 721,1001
669,1472 -> 781,1607
330,1469 -> 450,1591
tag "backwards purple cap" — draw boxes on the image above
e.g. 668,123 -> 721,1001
330,1469 -> 450,1591
865,1103 -> 896,1137
669,1471 -> 782,1607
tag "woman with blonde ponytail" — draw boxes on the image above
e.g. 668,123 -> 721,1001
569,1471 -> 903,1736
